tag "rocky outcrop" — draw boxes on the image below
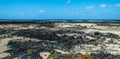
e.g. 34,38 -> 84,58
0,23 -> 119,59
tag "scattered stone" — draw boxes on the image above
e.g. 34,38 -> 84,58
54,49 -> 70,54
106,33 -> 120,38
40,52 -> 51,59
0,53 -> 11,59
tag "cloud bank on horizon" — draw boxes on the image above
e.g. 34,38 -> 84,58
0,0 -> 120,19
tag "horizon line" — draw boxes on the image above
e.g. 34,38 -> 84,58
0,19 -> 120,20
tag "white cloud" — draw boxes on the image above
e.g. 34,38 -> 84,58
66,0 -> 71,4
86,6 -> 94,9
63,9 -> 77,14
38,10 -> 46,13
100,4 -> 107,8
115,4 -> 120,7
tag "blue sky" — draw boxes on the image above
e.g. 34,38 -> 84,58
0,0 -> 120,19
